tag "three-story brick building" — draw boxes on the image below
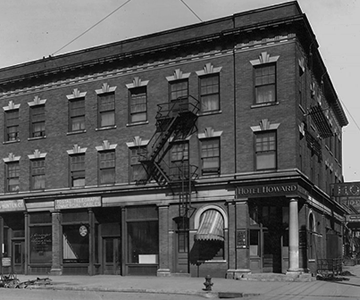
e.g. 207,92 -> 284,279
0,1 -> 348,278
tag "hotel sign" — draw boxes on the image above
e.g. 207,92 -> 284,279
55,196 -> 101,210
331,182 -> 360,212
0,200 -> 26,212
236,183 -> 298,197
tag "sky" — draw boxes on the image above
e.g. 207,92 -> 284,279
0,0 -> 359,182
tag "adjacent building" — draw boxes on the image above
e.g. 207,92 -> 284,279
0,1 -> 348,278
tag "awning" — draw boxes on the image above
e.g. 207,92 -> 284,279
195,210 -> 224,241
307,104 -> 333,139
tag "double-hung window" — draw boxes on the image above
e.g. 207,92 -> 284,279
201,138 -> 220,176
31,159 -> 45,190
170,79 -> 188,102
130,146 -> 147,182
129,87 -> 147,123
255,131 -> 277,170
5,110 -> 19,142
200,74 -> 220,112
6,162 -> 20,192
30,105 -> 45,137
170,142 -> 189,179
69,98 -> 85,132
254,64 -> 276,104
98,93 -> 115,128
99,150 -> 115,184
70,154 -> 85,187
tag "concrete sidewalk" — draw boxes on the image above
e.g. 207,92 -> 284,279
10,265 -> 360,299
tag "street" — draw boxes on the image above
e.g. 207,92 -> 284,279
0,289 -> 204,300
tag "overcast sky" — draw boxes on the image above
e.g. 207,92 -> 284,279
0,0 -> 359,182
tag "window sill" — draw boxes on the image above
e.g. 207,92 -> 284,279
199,110 -> 222,116
126,121 -> 149,127
96,125 -> 116,131
67,130 -> 86,135
251,102 -> 279,109
28,136 -> 46,141
3,139 -> 20,144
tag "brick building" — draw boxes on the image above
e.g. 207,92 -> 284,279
0,1 -> 348,278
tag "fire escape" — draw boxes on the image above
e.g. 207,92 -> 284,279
136,96 -> 199,222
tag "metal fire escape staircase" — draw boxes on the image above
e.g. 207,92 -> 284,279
137,96 -> 199,218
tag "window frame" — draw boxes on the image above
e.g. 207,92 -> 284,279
199,73 -> 220,113
129,86 -> 147,123
200,137 -> 220,176
69,98 -> 85,132
254,63 -> 277,105
254,130 -> 277,171
6,161 -> 20,192
30,105 -> 45,138
129,146 -> 147,182
30,158 -> 45,190
98,150 -> 115,185
169,79 -> 188,102
5,109 -> 19,142
97,92 -> 115,128
69,153 -> 85,187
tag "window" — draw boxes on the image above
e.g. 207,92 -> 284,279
6,162 -> 20,192
30,105 -> 45,137
5,110 -> 19,142
130,87 -> 147,123
99,150 -> 115,184
255,131 -> 276,170
70,154 -> 85,187
254,64 -> 276,104
69,98 -> 85,132
98,93 -> 115,128
31,159 -> 45,190
201,138 -> 220,175
200,74 -> 219,112
170,142 -> 189,179
130,146 -> 147,181
170,79 -> 188,101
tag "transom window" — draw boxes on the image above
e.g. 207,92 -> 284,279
130,87 -> 147,123
31,159 -> 45,190
255,131 -> 277,170
30,105 -> 45,137
5,110 -> 19,142
69,98 -> 85,132
254,64 -> 276,104
201,138 -> 220,176
70,154 -> 85,187
98,93 -> 115,128
99,150 -> 115,184
200,74 -> 220,112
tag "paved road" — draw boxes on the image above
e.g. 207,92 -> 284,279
0,289 -> 205,300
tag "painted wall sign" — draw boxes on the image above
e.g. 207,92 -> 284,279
55,196 -> 101,210
236,183 -> 298,197
0,199 -> 26,212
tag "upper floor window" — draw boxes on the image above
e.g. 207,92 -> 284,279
170,79 -> 188,102
31,158 -> 45,190
129,87 -> 147,123
5,109 -> 19,142
254,64 -> 276,104
30,105 -> 45,138
201,138 -> 220,176
70,154 -> 85,187
6,161 -> 20,192
130,146 -> 147,182
200,74 -> 220,112
98,93 -> 115,128
255,131 -> 277,170
170,141 -> 189,178
99,150 -> 115,184
69,98 -> 85,132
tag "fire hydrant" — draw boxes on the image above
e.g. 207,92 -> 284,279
203,275 -> 213,291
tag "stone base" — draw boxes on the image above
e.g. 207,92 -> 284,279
226,269 -> 251,279
49,268 -> 63,276
157,269 -> 171,277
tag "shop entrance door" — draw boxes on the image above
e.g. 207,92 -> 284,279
175,231 -> 189,273
263,230 -> 282,273
103,237 -> 121,275
12,241 -> 25,274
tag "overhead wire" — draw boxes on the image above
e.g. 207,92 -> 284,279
51,0 -> 133,56
179,0 -> 203,22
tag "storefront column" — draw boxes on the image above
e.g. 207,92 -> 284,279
287,198 -> 300,274
50,210 -> 62,275
157,205 -> 171,276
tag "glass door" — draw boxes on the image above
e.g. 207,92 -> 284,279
103,237 -> 121,275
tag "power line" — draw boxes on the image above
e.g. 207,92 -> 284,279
338,98 -> 360,133
179,0 -> 203,22
51,0 -> 133,56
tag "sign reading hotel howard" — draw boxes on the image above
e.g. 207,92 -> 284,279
55,196 -> 101,210
236,183 -> 298,197
332,182 -> 360,213
0,199 -> 26,212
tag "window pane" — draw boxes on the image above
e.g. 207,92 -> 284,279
71,116 -> 85,131
100,111 -> 115,127
255,65 -> 276,104
201,75 -> 219,112
30,226 -> 52,263
256,85 -> 275,103
63,225 -> 89,263
170,80 -> 188,101
255,131 -> 276,170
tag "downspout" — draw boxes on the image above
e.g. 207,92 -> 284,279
232,16 -> 238,176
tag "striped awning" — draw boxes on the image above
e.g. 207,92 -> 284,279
308,104 -> 333,139
195,210 -> 224,241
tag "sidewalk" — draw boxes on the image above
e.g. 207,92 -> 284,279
10,265 -> 360,299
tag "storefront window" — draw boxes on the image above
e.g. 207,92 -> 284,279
63,224 -> 89,263
30,226 -> 52,263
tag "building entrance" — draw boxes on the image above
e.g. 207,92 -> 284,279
12,240 -> 25,274
103,237 -> 121,275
